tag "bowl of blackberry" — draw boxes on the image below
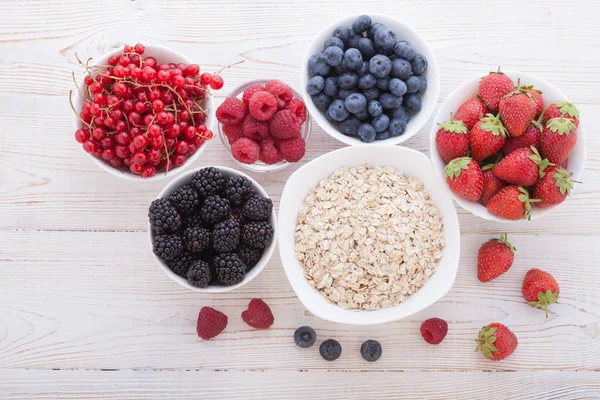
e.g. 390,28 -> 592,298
301,14 -> 439,145
148,166 -> 277,292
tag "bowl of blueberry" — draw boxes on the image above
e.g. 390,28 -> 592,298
148,166 -> 277,292
302,14 -> 439,145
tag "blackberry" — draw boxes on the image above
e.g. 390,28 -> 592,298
167,252 -> 195,277
183,227 -> 211,253
237,245 -> 262,271
319,339 -> 342,361
148,198 -> 182,234
242,221 -> 274,249
187,260 -> 212,288
168,184 -> 200,215
213,219 -> 241,253
223,175 -> 254,207
183,213 -> 203,228
200,195 -> 231,225
153,234 -> 183,261
242,196 -> 273,221
192,167 -> 225,197
360,340 -> 382,362
213,253 -> 246,286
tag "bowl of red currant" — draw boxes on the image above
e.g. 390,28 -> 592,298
71,43 -> 224,180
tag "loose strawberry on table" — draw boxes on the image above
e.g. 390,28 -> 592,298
444,157 -> 483,202
476,323 -> 518,361
454,97 -> 489,131
533,166 -> 578,208
435,114 -> 469,163
469,113 -> 507,162
522,268 -> 560,318
487,185 -> 540,220
477,233 -> 516,282
493,146 -> 550,187
540,116 -> 578,165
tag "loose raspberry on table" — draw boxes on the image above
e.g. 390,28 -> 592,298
197,306 -> 228,340
278,137 -> 306,162
242,115 -> 270,140
222,124 -> 243,145
259,138 -> 283,165
241,298 -> 274,329
285,98 -> 307,124
269,109 -> 301,139
420,317 -> 448,345
248,91 -> 278,121
242,83 -> 266,106
231,137 -> 260,164
216,97 -> 246,126
265,79 -> 293,109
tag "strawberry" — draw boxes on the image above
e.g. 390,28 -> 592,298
480,165 -> 506,206
476,323 -> 518,361
487,185 -> 540,220
533,166 -> 578,208
444,157 -> 483,201
522,268 -> 560,318
498,82 -> 538,137
469,113 -> 507,162
493,146 -> 549,187
502,120 -> 541,155
542,101 -> 579,127
435,115 -> 469,163
454,97 -> 489,130
478,69 -> 514,112
540,116 -> 577,165
523,86 -> 543,118
241,298 -> 274,329
477,233 -> 515,282
197,307 -> 228,340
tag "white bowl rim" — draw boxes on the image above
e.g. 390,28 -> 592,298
148,165 -> 278,293
72,44 -> 215,182
300,13 -> 440,146
429,70 -> 588,222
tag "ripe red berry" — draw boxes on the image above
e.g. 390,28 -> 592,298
210,74 -> 224,90
200,72 -> 212,85
174,153 -> 187,166
175,140 -> 189,154
142,164 -> 156,178
134,43 -> 145,54
115,131 -> 131,145
75,129 -> 88,143
83,140 -> 98,153
185,64 -> 200,76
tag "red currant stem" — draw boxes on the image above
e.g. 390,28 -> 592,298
71,72 -> 80,91
143,115 -> 157,135
162,135 -> 171,173
172,101 -> 178,123
215,59 -> 245,75
68,90 -> 92,129
191,100 -> 208,117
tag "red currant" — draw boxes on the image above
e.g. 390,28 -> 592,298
128,112 -> 142,126
113,82 -> 128,97
92,127 -> 105,140
93,93 -> 106,104
99,136 -> 115,149
185,64 -> 200,77
102,148 -> 116,160
147,124 -> 162,137
121,99 -> 134,112
115,131 -> 131,145
115,120 -> 127,132
151,99 -> 164,112
142,164 -> 156,178
184,126 -> 196,139
84,75 -> 95,85
157,70 -> 170,83
172,75 -> 186,88
200,72 -> 212,85
119,55 -> 131,67
210,74 -> 224,90
75,129 -> 88,143
147,148 -> 162,163
173,154 -> 187,166
179,110 -> 190,121
131,134 -> 148,150
103,117 -> 114,127
143,113 -> 154,126
83,140 -> 98,153
167,124 -> 181,138
156,112 -> 169,125
124,45 -> 133,53
143,57 -> 157,68
151,135 -> 164,149
149,89 -> 161,101
165,137 -> 176,149
130,162 -> 143,174
115,145 -> 131,159
142,66 -> 156,82
132,152 -> 147,165
175,140 -> 189,154
134,43 -> 145,54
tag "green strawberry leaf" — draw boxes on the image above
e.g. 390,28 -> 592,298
547,117 -> 577,135
494,233 -> 516,252
444,157 -> 472,179
553,167 -> 575,195
556,101 -> 579,119
480,113 -> 507,137
439,120 -> 468,134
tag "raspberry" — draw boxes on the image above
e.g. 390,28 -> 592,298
248,91 -> 278,121
242,83 -> 266,106
197,306 -> 228,340
241,298 -> 274,329
269,109 -> 301,139
259,138 -> 283,165
265,79 -> 293,109
420,317 -> 448,345
285,98 -> 307,124
222,124 -> 243,145
231,137 -> 260,164
216,97 -> 246,126
242,115 -> 269,140
278,137 -> 306,162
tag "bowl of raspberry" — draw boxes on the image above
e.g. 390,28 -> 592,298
301,14 -> 440,145
148,166 -> 277,293
216,79 -> 312,172
71,43 -> 222,181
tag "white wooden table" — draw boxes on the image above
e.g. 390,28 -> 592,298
1,0 -> 599,398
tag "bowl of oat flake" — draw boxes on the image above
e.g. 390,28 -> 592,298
278,145 -> 460,325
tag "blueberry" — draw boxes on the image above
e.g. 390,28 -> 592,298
380,93 -> 403,109
337,72 -> 358,89
323,77 -> 338,97
320,339 -> 342,361
372,114 -> 390,132
375,130 -> 391,141
361,87 -> 380,102
333,26 -> 350,43
404,93 -> 422,113
416,75 -> 427,93
389,78 -> 407,96
369,55 -> 392,78
294,326 -> 317,348
375,44 -> 394,57
325,108 -> 335,122
388,105 -> 410,124
352,15 -> 372,34
367,100 -> 383,117
324,37 -> 344,50
344,93 -> 367,113
311,93 -> 332,111
405,76 -> 420,93
308,53 -> 330,77
376,77 -> 390,91
394,40 -> 415,61
338,117 -> 361,136
324,46 -> 344,67
373,26 -> 397,53
358,123 -> 377,142
367,23 -> 383,40
357,74 -> 376,90
327,99 -> 350,121
356,61 -> 370,77
390,58 -> 412,80
361,340 -> 382,362
388,118 -> 407,136
342,48 -> 363,71
348,33 -> 362,49
354,108 -> 369,120
410,53 -> 428,75
337,89 -> 353,100
306,76 -> 325,95
357,38 -> 376,59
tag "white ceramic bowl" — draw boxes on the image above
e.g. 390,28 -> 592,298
301,13 -> 440,146
72,44 -> 215,182
149,166 -> 277,293
278,145 -> 460,325
429,71 -> 587,222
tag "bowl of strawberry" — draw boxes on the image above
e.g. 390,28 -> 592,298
216,79 -> 311,172
71,43 -> 224,180
430,69 -> 586,221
